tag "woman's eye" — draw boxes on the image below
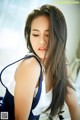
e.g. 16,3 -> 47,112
33,34 -> 39,37
46,34 -> 49,37
45,34 -> 49,38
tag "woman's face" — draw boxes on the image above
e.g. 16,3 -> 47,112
30,15 -> 50,61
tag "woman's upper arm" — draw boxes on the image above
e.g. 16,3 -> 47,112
65,87 -> 80,120
14,57 -> 41,120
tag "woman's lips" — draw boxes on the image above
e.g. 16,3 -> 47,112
38,47 -> 46,51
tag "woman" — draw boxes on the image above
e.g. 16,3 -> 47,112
0,4 -> 80,120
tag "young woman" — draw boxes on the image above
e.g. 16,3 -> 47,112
0,4 -> 80,120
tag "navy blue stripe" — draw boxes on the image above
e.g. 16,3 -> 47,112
32,72 -> 42,109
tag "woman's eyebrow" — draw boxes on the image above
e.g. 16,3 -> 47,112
32,29 -> 39,32
32,29 -> 50,32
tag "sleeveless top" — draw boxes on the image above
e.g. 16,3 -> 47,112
0,52 -> 52,120
0,52 -> 71,120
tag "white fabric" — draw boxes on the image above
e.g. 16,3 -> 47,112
32,80 -> 52,116
39,102 -> 71,120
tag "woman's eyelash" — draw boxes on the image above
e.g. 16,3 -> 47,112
33,34 -> 39,37
45,34 -> 49,36
32,33 -> 49,37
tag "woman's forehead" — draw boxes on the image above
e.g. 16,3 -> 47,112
31,16 -> 50,31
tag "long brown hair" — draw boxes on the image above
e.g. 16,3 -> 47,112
24,4 -> 74,119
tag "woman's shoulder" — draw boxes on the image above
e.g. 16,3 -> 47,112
24,52 -> 41,67
14,52 -> 41,83
16,53 -> 40,71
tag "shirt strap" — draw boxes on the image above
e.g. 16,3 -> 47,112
0,53 -> 42,90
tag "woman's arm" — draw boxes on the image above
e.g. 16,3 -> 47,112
66,87 -> 80,120
14,57 -> 40,120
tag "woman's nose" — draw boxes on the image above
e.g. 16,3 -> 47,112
39,39 -> 45,44
39,35 -> 46,44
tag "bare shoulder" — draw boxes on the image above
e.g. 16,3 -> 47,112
65,86 -> 80,120
15,57 -> 41,84
17,56 -> 41,70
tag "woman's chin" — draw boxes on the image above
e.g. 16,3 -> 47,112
35,51 -> 47,61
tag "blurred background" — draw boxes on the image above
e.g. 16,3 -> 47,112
0,0 -> 80,107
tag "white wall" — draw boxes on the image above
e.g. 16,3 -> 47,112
50,3 -> 80,64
